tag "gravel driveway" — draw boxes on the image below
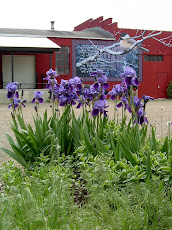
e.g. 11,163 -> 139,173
0,99 -> 172,166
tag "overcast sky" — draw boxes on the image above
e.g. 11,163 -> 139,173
0,0 -> 171,32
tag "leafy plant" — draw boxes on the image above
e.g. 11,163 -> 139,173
1,111 -> 61,166
166,80 -> 172,98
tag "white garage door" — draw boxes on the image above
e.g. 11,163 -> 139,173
2,55 -> 36,89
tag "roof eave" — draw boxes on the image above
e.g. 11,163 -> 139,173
0,47 -> 60,53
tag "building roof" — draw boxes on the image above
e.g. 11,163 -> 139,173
0,36 -> 60,53
0,27 -> 115,40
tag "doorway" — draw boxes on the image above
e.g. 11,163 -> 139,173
2,55 -> 36,89
157,72 -> 168,98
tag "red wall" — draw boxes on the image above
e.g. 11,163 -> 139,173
1,17 -> 172,99
35,53 -> 50,88
74,17 -> 172,99
48,38 -> 73,84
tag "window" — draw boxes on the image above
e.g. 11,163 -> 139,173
144,55 -> 163,62
56,46 -> 70,74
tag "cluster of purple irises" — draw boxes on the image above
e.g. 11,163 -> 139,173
6,66 -> 153,124
108,66 -> 153,124
41,69 -> 109,117
6,82 -> 26,109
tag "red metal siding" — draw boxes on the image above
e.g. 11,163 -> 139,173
48,38 -> 73,83
1,17 -> 172,99
35,53 -> 50,88
73,18 -> 172,99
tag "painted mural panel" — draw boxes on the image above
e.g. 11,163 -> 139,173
72,40 -> 142,82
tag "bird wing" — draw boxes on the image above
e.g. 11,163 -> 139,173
123,40 -> 133,49
127,38 -> 136,44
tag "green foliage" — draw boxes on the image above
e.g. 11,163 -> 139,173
1,105 -> 172,184
1,110 -> 61,166
0,158 -> 172,229
1,105 -> 111,166
3,68 -> 172,228
166,80 -> 172,98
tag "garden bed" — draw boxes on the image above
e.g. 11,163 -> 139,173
0,99 -> 171,166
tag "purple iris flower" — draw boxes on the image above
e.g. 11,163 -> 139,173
85,92 -> 94,101
76,83 -> 82,91
73,76 -> 82,85
32,91 -> 44,103
99,94 -> 107,100
108,84 -> 123,100
116,102 -> 123,108
61,79 -> 68,86
136,108 -> 148,124
98,74 -> 107,84
137,115 -> 145,125
58,95 -> 68,106
58,92 -> 77,106
137,107 -> 144,116
131,96 -> 143,110
93,82 -> 101,90
132,77 -> 139,87
76,103 -> 82,109
108,87 -> 117,100
86,85 -> 99,100
6,82 -> 19,99
57,85 -> 66,94
121,96 -> 128,104
57,81 -> 78,106
45,78 -> 58,90
8,97 -> 20,109
68,79 -> 75,85
76,95 -> 86,109
46,69 -> 57,76
125,76 -> 133,86
120,66 -> 136,78
115,84 -> 123,96
92,100 -> 109,117
119,67 -> 139,90
44,69 -> 59,80
143,95 -> 154,105
68,77 -> 82,94
6,82 -> 18,92
90,70 -> 104,77
122,97 -> 131,113
102,83 -> 109,90
116,96 -> 131,113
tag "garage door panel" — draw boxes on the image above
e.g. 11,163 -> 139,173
2,55 -> 36,89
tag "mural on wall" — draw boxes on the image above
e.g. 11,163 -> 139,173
72,40 -> 142,82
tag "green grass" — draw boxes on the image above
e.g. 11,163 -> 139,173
1,100 -> 172,229
0,159 -> 172,230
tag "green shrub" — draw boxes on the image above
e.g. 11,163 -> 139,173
166,81 -> 172,98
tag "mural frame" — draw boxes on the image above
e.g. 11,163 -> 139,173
72,39 -> 143,82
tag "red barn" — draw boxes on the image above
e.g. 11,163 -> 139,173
0,17 -> 172,100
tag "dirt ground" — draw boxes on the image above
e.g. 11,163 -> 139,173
0,99 -> 172,166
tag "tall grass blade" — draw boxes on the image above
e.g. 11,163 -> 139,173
96,136 -> 108,153
146,151 -> 151,178
118,136 -> 137,166
11,128 -> 38,156
150,126 -> 157,153
0,147 -> 27,166
161,136 -> 169,158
